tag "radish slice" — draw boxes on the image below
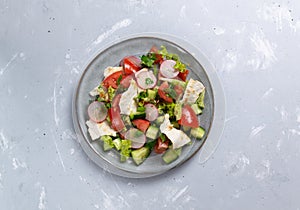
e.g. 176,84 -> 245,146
145,103 -> 159,121
135,68 -> 157,89
160,60 -> 179,78
88,101 -> 108,123
125,128 -> 146,148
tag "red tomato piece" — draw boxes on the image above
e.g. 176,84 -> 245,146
154,138 -> 170,154
108,108 -> 125,132
158,82 -> 173,103
122,56 -> 141,75
132,119 -> 150,133
178,104 -> 199,128
102,71 -> 123,89
178,69 -> 189,81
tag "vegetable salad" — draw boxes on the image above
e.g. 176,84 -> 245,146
86,46 -> 206,165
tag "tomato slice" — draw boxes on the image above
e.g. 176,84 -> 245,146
108,108 -> 125,132
122,56 -> 141,75
132,119 -> 150,133
178,69 -> 189,81
154,137 -> 170,154
158,81 -> 173,103
178,104 -> 199,128
102,71 -> 123,89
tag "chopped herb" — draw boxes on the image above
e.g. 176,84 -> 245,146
160,133 -> 167,142
145,78 -> 154,85
174,60 -> 186,73
108,86 -> 116,101
117,74 -> 123,85
141,54 -> 156,68
145,140 -> 157,150
137,106 -> 146,112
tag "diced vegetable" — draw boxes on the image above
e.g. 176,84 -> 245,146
88,101 -> 108,123
155,115 -> 165,125
158,82 -> 173,103
191,104 -> 203,115
191,127 -> 206,139
102,71 -> 123,89
131,147 -> 150,165
147,89 -> 157,100
146,125 -> 159,140
178,104 -> 199,128
121,56 -> 141,75
162,148 -> 179,164
129,112 -> 146,120
178,69 -> 189,81
135,68 -> 157,89
160,60 -> 179,78
132,119 -> 150,133
120,140 -> 131,162
125,128 -> 146,149
108,108 -> 125,132
196,89 -> 205,109
154,137 -> 169,154
100,135 -> 114,151
145,103 -> 159,121
174,103 -> 182,121
113,138 -> 122,150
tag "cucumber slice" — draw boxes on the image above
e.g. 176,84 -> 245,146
196,89 -> 205,109
191,104 -> 202,115
131,147 -> 150,165
146,125 -> 159,140
147,89 -> 157,100
155,115 -> 165,125
129,112 -> 146,120
162,148 -> 179,164
191,127 -> 205,139
174,103 -> 182,121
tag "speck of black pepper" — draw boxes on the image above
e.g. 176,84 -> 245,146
48,30 -> 51,33
213,27 -> 216,30
291,18 -> 294,21
278,4 -> 281,7
289,9 -> 292,13
43,133 -> 46,136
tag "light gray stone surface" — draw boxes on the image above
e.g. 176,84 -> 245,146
1,0 -> 300,209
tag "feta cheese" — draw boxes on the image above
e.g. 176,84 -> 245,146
103,66 -> 123,78
86,120 -> 116,140
119,80 -> 138,115
180,79 -> 205,104
89,86 -> 100,96
160,114 -> 191,149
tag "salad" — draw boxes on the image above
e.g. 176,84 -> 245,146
86,46 -> 206,165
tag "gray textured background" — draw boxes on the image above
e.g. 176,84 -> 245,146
1,0 -> 300,209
